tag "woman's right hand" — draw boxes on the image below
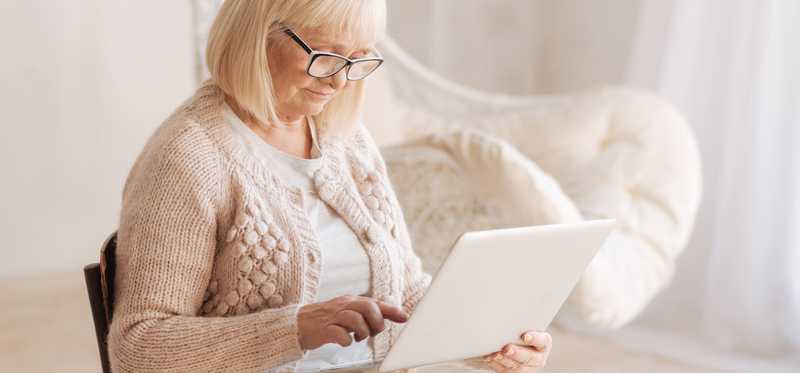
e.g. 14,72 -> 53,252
297,295 -> 410,351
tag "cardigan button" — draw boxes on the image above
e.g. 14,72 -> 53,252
365,196 -> 380,210
365,224 -> 384,244
225,227 -> 238,243
313,168 -> 329,186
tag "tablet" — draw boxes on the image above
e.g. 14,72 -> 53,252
378,219 -> 616,372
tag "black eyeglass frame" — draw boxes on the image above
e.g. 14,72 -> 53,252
282,27 -> 384,81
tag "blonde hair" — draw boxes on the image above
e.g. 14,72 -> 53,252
206,0 -> 386,138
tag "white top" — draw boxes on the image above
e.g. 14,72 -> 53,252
222,104 -> 374,371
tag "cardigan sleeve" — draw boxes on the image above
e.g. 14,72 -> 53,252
355,123 -> 432,315
108,124 -> 304,373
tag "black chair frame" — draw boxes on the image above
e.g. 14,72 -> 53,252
83,231 -> 117,373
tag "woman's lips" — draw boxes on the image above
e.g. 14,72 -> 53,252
305,89 -> 333,100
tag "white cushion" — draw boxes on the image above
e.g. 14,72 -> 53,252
382,128 -> 581,275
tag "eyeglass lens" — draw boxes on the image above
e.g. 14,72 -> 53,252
309,55 -> 381,80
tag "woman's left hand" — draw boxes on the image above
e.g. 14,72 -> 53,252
481,330 -> 552,372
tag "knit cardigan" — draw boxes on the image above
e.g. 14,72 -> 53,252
108,81 -> 432,373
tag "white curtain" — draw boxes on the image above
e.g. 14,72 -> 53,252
617,1 -> 800,370
388,0 -> 800,371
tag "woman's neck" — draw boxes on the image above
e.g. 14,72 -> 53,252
224,95 -> 314,159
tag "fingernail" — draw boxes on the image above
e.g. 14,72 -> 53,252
523,333 -> 533,343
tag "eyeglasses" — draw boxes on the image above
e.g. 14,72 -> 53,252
282,27 -> 384,81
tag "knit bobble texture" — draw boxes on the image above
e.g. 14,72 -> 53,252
200,198 -> 293,316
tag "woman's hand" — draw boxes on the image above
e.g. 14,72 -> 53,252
481,331 -> 552,373
297,295 -> 409,351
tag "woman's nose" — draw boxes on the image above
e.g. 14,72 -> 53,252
323,67 -> 348,90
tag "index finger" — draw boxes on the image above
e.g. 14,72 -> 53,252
376,301 -> 409,323
343,298 -> 386,336
520,331 -> 551,351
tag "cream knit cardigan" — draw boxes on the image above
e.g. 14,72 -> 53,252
108,81 -> 432,373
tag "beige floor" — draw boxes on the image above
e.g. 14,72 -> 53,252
0,271 -> 721,373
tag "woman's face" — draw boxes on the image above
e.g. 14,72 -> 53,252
267,26 -> 375,124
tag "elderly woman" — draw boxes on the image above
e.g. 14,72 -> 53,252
108,1 -> 552,372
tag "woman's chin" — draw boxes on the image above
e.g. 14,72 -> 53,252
303,102 -> 327,116
285,101 -> 327,119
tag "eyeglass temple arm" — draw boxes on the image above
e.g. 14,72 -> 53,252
283,28 -> 313,54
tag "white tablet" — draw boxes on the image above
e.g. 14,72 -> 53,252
377,219 -> 616,372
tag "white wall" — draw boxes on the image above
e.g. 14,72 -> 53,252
0,1 -> 195,277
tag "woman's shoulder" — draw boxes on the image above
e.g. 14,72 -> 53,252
141,110 -> 221,169
122,90 -> 228,201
